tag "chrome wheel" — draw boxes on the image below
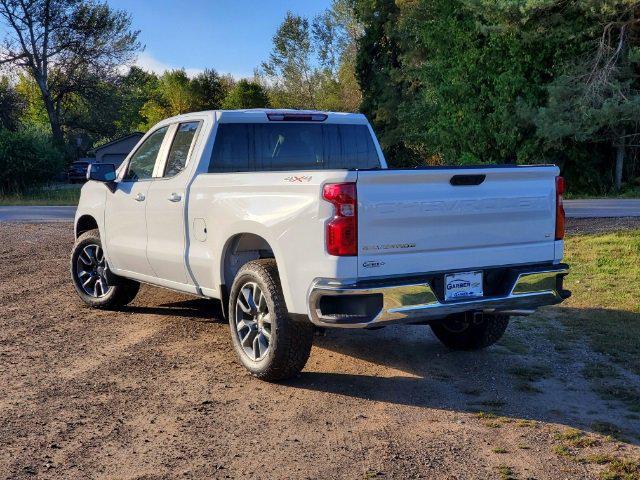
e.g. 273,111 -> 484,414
234,282 -> 272,361
75,244 -> 111,298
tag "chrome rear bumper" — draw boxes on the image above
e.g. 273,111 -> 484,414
308,266 -> 569,329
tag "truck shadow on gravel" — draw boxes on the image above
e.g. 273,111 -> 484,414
290,310 -> 640,445
119,298 -> 226,323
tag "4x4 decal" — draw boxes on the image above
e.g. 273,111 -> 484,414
284,175 -> 312,183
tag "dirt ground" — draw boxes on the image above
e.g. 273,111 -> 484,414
1,221 -> 639,480
565,216 -> 640,235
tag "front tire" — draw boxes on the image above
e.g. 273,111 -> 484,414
228,259 -> 314,381
70,229 -> 140,309
430,312 -> 509,351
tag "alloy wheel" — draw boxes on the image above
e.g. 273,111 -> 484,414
76,244 -> 111,298
234,282 -> 272,361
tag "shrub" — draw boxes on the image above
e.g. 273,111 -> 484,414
0,128 -> 64,193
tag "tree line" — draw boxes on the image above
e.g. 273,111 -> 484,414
354,0 -> 639,193
1,0 -> 639,195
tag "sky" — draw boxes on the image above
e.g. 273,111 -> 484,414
106,0 -> 333,79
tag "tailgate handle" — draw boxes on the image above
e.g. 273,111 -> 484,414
450,174 -> 486,186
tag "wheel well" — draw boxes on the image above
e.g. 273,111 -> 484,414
75,215 -> 98,238
221,233 -> 275,289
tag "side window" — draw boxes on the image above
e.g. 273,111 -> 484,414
208,123 -> 251,172
123,127 -> 168,181
163,122 -> 200,177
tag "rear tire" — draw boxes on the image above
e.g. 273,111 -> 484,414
430,312 -> 509,350
70,229 -> 140,309
228,259 -> 314,381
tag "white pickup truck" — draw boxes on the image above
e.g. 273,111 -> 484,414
71,109 -> 570,380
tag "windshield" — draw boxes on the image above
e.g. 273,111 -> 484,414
209,123 -> 381,172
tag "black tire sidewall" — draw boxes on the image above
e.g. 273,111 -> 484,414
228,259 -> 314,380
431,313 -> 509,350
70,229 -> 139,309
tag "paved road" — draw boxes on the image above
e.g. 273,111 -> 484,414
0,206 -> 76,222
1,200 -> 639,222
563,199 -> 640,218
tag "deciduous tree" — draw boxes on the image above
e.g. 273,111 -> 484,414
222,79 -> 270,109
262,12 -> 319,109
0,0 -> 141,143
191,69 -> 232,111
261,1 -> 363,112
138,68 -> 232,129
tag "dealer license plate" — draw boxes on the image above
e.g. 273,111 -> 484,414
444,271 -> 483,301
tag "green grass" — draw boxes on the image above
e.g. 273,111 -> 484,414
475,411 -> 497,419
460,386 -> 483,396
599,458 -> 640,480
478,399 -> 506,409
553,444 -> 573,457
497,334 -> 531,354
580,454 -> 616,465
577,453 -> 640,480
508,365 -> 552,382
515,419 -> 538,428
561,230 -> 640,374
508,364 -> 552,393
560,231 -> 640,423
554,428 -> 598,448
582,362 -> 621,380
595,384 -> 640,413
591,421 -> 626,441
564,230 -> 640,312
496,464 -> 517,480
0,184 -> 81,205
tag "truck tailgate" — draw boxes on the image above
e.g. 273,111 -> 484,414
356,166 -> 559,279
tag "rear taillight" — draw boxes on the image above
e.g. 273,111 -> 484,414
323,183 -> 357,256
555,176 -> 565,240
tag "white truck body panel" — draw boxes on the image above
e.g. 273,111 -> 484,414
103,180 -> 153,276
187,170 -> 357,314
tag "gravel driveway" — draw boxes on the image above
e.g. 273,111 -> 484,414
1,222 -> 638,479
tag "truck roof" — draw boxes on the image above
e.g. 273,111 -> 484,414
155,109 -> 369,126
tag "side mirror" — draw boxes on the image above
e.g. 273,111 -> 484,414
87,163 -> 117,192
87,163 -> 116,182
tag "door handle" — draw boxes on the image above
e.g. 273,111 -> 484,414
134,193 -> 145,202
168,193 -> 182,202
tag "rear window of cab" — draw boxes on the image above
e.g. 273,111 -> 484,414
208,123 -> 380,173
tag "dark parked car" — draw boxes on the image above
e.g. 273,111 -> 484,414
68,161 -> 92,183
